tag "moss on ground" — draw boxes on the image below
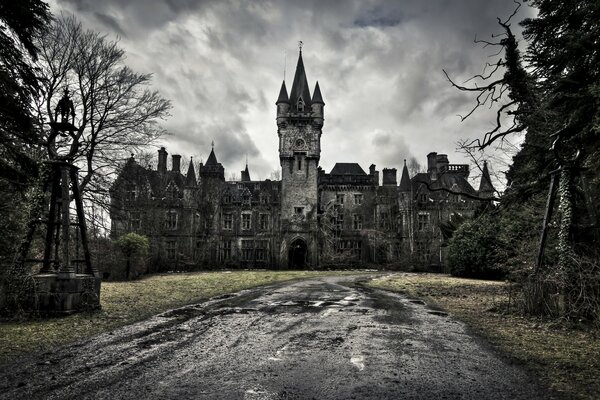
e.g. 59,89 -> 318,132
368,273 -> 600,400
0,270 -> 366,364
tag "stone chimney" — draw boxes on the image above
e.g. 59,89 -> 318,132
382,168 -> 397,186
369,164 -> 379,186
427,152 -> 438,180
435,154 -> 449,174
157,147 -> 168,174
172,154 -> 181,173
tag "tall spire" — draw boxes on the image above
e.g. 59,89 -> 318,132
241,160 -> 251,182
399,159 -> 411,191
478,160 -> 495,196
185,157 -> 197,186
288,46 -> 312,112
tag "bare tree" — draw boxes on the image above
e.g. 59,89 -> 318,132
442,2 -> 537,151
34,15 -> 171,207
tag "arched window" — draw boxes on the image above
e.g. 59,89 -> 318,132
297,97 -> 305,112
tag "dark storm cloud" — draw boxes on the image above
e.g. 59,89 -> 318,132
52,0 -> 534,183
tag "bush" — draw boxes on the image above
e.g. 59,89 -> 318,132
447,213 -> 505,279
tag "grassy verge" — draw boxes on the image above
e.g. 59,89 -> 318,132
0,270 -> 367,364
367,273 -> 600,400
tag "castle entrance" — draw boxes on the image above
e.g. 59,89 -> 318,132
288,238 -> 307,268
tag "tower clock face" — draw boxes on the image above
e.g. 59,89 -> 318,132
295,138 -> 305,149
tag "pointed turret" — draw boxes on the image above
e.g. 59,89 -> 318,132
312,81 -> 324,104
478,160 -> 495,198
200,142 -> 224,181
288,50 -> 312,113
185,157 -> 197,186
206,148 -> 218,166
276,81 -> 289,104
241,162 -> 251,182
399,160 -> 411,192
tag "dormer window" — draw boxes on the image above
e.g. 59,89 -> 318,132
297,97 -> 305,112
165,183 -> 178,200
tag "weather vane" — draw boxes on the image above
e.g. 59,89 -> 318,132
298,41 -> 303,52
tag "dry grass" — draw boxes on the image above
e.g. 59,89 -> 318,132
368,273 -> 600,400
0,270 -> 366,364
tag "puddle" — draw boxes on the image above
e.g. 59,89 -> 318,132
427,310 -> 448,317
350,355 -> 365,371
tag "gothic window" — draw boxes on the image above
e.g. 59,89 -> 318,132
418,212 -> 430,231
354,194 -> 363,205
297,97 -> 305,111
129,211 -> 141,231
336,193 -> 345,205
223,194 -> 232,204
165,210 -> 178,230
241,240 -> 254,261
223,213 -> 233,230
166,183 -> 178,200
335,212 -> 344,234
352,214 -> 363,230
242,213 -> 252,230
418,193 -> 428,203
222,241 -> 232,260
255,240 -> 268,261
126,185 -> 138,201
259,214 -> 270,230
352,240 -> 362,258
379,212 -> 389,230
166,240 -> 177,260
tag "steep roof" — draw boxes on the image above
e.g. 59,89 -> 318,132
411,172 -> 477,198
399,160 -> 411,191
478,161 -> 495,194
185,158 -> 197,186
205,148 -> 218,166
276,81 -> 289,104
330,163 -> 367,175
312,81 -> 324,104
288,50 -> 312,112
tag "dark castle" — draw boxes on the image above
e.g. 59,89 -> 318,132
110,50 -> 495,270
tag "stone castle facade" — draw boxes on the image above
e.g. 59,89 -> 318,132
110,50 -> 494,270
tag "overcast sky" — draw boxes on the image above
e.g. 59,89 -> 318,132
50,0 -> 534,185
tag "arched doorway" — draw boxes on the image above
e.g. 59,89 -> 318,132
288,238 -> 307,268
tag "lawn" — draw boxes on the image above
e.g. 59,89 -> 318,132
368,273 -> 600,400
0,270 -> 368,364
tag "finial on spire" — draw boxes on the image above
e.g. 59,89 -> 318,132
298,40 -> 303,53
211,140 -> 214,149
245,153 -> 248,167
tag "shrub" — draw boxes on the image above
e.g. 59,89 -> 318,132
447,213 -> 505,279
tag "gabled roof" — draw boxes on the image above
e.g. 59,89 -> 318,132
276,80 -> 289,104
330,163 -> 367,176
312,81 -> 324,104
288,50 -> 312,112
399,161 -> 411,191
478,161 -> 495,193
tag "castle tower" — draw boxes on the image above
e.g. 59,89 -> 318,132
277,46 -> 324,268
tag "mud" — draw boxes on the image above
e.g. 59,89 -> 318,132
0,275 -> 560,399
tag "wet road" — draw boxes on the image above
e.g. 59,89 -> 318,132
0,275 -> 556,399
